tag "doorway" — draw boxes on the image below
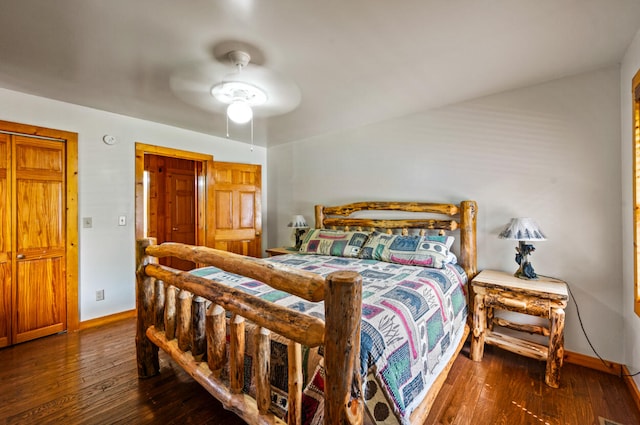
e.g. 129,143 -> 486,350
144,154 -> 198,270
135,144 -> 212,267
134,143 -> 263,261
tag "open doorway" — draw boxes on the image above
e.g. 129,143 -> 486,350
134,143 -> 264,263
135,143 -> 213,270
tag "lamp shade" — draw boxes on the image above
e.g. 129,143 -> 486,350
287,215 -> 308,229
498,217 -> 546,241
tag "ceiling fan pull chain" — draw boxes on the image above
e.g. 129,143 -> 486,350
226,114 -> 230,138
250,117 -> 254,151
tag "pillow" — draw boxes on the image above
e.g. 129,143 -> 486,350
423,234 -> 455,249
359,231 -> 450,268
446,251 -> 458,265
425,234 -> 457,263
298,229 -> 371,258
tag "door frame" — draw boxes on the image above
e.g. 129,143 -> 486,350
134,143 -> 215,246
0,120 -> 79,332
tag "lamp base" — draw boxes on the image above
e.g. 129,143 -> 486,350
294,228 -> 307,250
514,241 -> 538,279
514,261 -> 538,280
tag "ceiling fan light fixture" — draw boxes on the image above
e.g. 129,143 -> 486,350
211,81 -> 267,106
227,101 -> 253,124
211,80 -> 267,125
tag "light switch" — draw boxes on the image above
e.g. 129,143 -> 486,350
83,217 -> 92,228
118,215 -> 126,226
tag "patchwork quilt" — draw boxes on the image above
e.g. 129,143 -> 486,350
191,254 -> 468,425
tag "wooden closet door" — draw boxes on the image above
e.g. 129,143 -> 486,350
12,136 -> 66,344
0,134 -> 10,347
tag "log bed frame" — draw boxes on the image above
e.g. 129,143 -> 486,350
135,200 -> 478,425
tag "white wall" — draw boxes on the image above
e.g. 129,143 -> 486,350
268,67 -> 623,361
0,63 -> 627,364
621,28 -> 640,384
0,88 -> 267,322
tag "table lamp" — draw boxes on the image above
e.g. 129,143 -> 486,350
498,217 -> 546,279
287,214 -> 309,250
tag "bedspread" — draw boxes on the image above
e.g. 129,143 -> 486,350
191,254 -> 468,424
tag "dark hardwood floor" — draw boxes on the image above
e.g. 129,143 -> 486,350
0,318 -> 638,425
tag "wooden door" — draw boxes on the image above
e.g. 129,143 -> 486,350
165,167 -> 196,270
12,136 -> 67,344
144,155 -> 197,271
0,134 -> 10,347
211,162 -> 262,257
0,120 -> 77,345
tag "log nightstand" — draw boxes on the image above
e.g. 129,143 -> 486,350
469,269 -> 568,388
265,247 -> 298,257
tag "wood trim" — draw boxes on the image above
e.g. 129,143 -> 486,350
135,143 -> 213,161
79,309 -> 136,330
622,365 -> 640,414
135,147 -> 145,239
66,134 -> 79,332
0,120 -> 79,333
205,159 -> 216,247
633,68 -> 640,317
563,350 -> 622,375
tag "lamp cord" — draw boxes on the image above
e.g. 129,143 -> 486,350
540,275 -> 640,378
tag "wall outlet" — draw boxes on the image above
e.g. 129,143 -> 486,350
96,289 -> 105,301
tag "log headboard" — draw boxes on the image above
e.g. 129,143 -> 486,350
314,200 -> 478,280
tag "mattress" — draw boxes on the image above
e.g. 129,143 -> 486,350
191,253 -> 468,424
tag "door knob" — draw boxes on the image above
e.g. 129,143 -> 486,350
172,227 -> 179,231
16,254 -> 25,259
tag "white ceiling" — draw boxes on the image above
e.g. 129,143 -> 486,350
0,1 -> 639,147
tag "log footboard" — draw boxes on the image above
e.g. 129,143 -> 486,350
135,238 -> 363,425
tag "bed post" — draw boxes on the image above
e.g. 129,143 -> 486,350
459,200 -> 478,280
324,270 -> 364,425
136,237 -> 160,378
315,204 -> 325,229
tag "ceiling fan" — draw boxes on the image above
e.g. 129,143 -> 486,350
170,49 -> 301,125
